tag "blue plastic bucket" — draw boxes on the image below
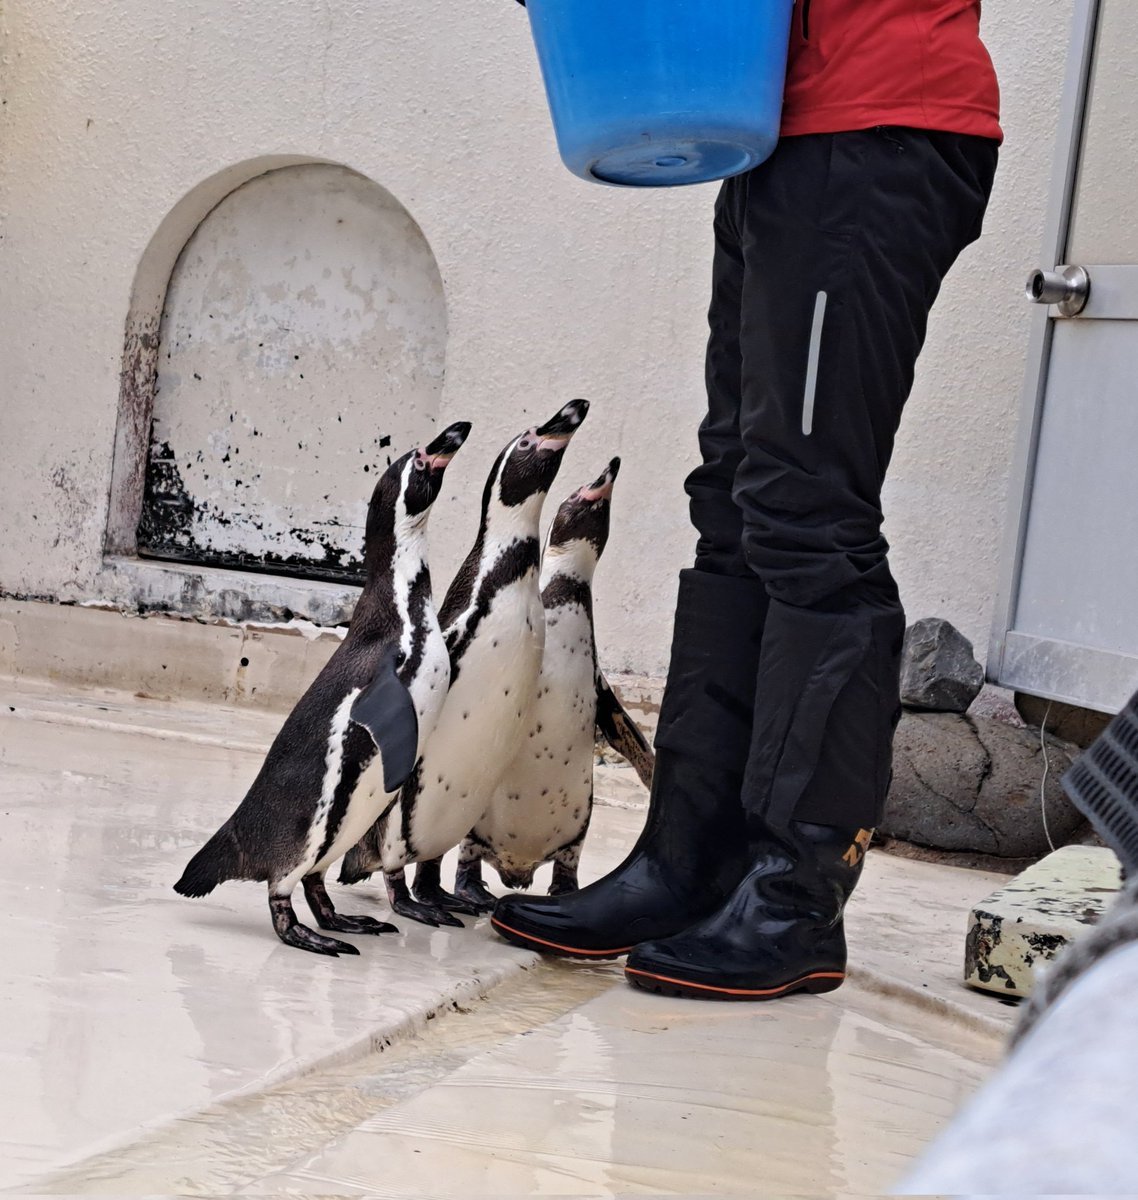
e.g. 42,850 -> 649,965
524,0 -> 794,188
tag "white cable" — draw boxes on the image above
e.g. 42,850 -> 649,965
1040,699 -> 1057,854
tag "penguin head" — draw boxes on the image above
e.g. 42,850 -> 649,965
487,399 -> 590,516
364,421 -> 472,563
544,457 -> 620,577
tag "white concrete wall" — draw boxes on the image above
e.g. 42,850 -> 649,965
0,0 -> 1074,676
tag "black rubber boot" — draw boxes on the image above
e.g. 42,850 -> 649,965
620,603 -> 900,1001
491,569 -> 767,959
625,820 -> 870,999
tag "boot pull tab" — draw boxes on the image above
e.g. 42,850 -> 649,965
841,828 -> 873,869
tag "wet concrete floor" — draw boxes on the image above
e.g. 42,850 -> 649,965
0,678 -> 1016,1195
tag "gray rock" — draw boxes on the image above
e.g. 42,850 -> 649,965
969,683 -> 1027,728
881,711 -> 1084,858
900,618 -> 985,713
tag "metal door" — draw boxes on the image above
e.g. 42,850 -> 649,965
990,0 -> 1138,714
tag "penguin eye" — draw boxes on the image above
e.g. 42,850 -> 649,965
517,435 -> 536,452
413,456 -> 427,472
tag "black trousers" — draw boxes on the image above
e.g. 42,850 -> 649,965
686,127 -> 998,831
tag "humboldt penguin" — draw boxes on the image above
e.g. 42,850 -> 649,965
452,458 -> 655,907
173,420 -> 472,955
338,399 -> 589,924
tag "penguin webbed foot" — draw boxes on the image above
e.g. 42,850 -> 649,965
386,869 -> 464,928
280,923 -> 361,956
549,860 -> 580,897
302,875 -> 398,936
391,894 -> 465,928
413,858 -> 486,917
319,912 -> 399,936
270,895 -> 360,957
452,879 -> 497,913
453,861 -> 498,913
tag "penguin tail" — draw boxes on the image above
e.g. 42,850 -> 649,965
174,823 -> 243,897
338,834 -> 378,887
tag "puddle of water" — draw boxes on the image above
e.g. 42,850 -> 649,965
25,961 -> 621,1195
252,980 -> 997,1198
19,962 -> 999,1199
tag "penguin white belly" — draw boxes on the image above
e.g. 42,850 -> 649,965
382,575 -> 545,867
477,601 -> 597,876
316,619 -> 451,873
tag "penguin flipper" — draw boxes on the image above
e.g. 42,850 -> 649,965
349,645 -> 419,794
595,671 -> 656,790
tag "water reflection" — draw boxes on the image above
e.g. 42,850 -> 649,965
266,978 -> 991,1197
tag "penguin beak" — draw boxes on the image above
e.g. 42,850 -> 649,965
535,398 -> 589,453
578,456 -> 620,502
536,434 -> 571,453
420,420 -> 472,472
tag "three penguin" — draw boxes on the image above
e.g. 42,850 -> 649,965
174,422 -> 471,955
337,399 -> 590,925
174,399 -> 652,951
452,457 -> 655,907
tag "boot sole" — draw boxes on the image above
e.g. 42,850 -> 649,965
491,916 -> 635,960
625,965 -> 845,1001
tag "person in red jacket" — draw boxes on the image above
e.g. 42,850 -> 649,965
494,1 -> 1001,1001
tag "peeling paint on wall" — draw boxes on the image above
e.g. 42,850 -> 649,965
107,313 -> 162,554
137,164 -> 446,582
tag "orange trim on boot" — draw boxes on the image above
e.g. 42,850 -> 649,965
491,915 -> 635,958
625,965 -> 845,997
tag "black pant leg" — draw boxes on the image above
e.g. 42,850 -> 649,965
732,129 -> 998,830
685,179 -> 751,578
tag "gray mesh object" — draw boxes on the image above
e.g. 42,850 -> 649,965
1009,691 -> 1138,1048
1062,689 -> 1138,873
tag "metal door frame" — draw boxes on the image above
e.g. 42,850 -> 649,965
986,0 -> 1137,714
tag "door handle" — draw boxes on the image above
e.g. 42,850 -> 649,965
1026,264 -> 1091,317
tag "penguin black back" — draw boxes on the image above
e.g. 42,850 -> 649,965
174,421 -> 472,956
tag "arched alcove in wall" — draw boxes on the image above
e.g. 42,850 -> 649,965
108,159 -> 447,584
